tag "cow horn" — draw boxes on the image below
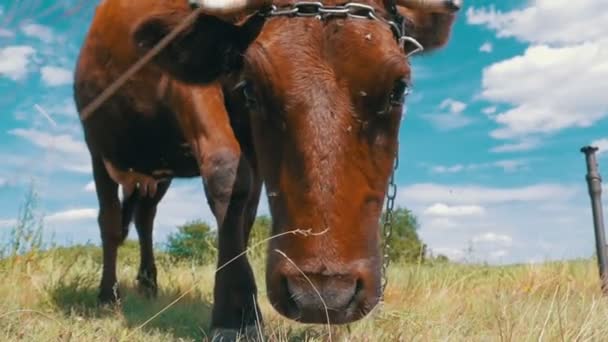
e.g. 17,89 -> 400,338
396,0 -> 462,13
188,0 -> 271,15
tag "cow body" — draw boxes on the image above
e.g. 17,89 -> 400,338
74,0 -> 460,339
74,1 -> 263,333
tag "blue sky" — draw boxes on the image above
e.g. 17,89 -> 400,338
0,0 -> 607,265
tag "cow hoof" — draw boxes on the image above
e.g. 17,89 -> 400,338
137,281 -> 158,299
97,288 -> 121,307
210,325 -> 262,342
137,274 -> 158,298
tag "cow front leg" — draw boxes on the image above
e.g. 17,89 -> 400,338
170,82 -> 262,338
201,148 -> 262,338
134,180 -> 171,298
92,156 -> 123,304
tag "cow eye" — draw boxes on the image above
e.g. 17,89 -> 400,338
236,80 -> 258,109
389,78 -> 410,106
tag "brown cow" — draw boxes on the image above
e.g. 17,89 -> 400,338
73,0 -> 460,339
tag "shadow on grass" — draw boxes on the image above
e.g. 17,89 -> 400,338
49,280 -> 213,340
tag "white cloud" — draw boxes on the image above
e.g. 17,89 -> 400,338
490,249 -> 509,259
20,23 -> 55,43
0,28 -> 14,38
429,159 -> 528,174
0,219 -> 16,229
479,42 -> 493,53
482,106 -> 497,115
84,181 -> 95,192
472,232 -> 513,246
400,183 -> 577,206
466,0 -> 608,46
490,138 -> 540,153
424,98 -> 472,131
426,218 -> 459,230
8,128 -> 91,174
0,45 -> 35,81
469,0 -> 608,145
424,203 -> 485,217
402,181 -> 593,265
9,128 -> 87,156
40,66 -> 72,86
431,164 -> 464,174
481,43 -> 608,140
591,138 -> 608,156
45,208 -> 97,223
440,99 -> 467,113
493,159 -> 527,172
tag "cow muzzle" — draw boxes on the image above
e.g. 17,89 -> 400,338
268,256 -> 380,324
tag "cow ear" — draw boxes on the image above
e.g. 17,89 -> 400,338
132,14 -> 265,84
396,7 -> 457,53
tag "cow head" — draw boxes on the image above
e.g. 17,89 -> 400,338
133,0 -> 460,325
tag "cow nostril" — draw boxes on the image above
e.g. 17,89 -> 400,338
354,278 -> 364,299
281,276 -> 299,312
284,274 -> 361,312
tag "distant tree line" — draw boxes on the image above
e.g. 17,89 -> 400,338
166,207 -> 449,264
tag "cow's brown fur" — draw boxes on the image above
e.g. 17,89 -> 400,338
74,0 -> 457,335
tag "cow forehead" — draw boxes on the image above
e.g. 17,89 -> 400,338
245,14 -> 406,82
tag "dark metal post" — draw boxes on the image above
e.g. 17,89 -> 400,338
581,145 -> 608,295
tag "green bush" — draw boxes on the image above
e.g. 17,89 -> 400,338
164,209 -> 442,265
380,207 -> 429,263
165,220 -> 217,263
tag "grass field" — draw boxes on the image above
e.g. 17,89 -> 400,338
0,238 -> 607,342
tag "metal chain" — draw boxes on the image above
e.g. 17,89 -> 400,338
380,143 -> 399,299
264,3 -> 401,39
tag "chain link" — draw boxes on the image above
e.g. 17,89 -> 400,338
380,143 -> 399,299
265,2 -> 404,40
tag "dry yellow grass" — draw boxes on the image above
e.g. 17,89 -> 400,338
0,242 -> 606,341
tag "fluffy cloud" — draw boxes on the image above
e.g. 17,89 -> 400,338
482,106 -> 497,115
399,183 -> 577,206
490,138 -> 540,153
424,203 -> 485,217
429,159 -> 528,174
9,128 -> 87,156
0,219 -> 16,229
0,28 -> 13,38
591,138 -> 608,156
424,98 -> 472,131
0,45 -> 35,81
41,66 -> 72,86
479,42 -> 493,53
84,181 -> 95,192
481,43 -> 608,140
472,232 -> 513,246
469,0 -> 608,144
45,208 -> 97,223
20,23 -> 55,43
8,128 -> 91,174
466,0 -> 608,45
399,182 -> 592,264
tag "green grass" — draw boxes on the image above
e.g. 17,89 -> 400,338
0,240 -> 606,341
